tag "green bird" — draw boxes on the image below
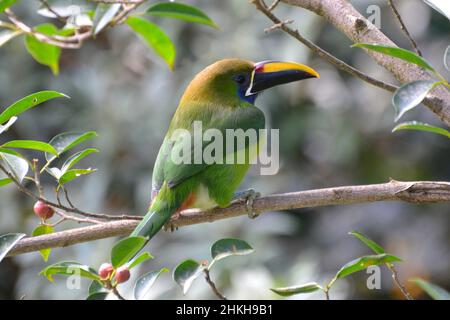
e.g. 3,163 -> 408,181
130,59 -> 319,240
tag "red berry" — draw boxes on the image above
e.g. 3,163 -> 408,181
33,201 -> 54,219
115,266 -> 130,284
98,263 -> 114,280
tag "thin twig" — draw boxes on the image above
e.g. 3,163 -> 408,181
387,0 -> 422,56
203,269 -> 227,300
264,19 -> 293,33
32,159 -> 44,198
38,0 -> 66,23
267,0 -> 281,11
387,264 -> 413,300
112,287 -> 126,300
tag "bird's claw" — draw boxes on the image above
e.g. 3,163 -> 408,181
233,189 -> 260,219
163,212 -> 181,233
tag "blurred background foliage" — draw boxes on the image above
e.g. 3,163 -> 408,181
0,0 -> 449,299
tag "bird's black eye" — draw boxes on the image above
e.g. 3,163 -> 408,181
235,74 -> 247,84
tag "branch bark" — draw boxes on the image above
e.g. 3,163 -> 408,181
8,180 -> 450,256
275,0 -> 450,126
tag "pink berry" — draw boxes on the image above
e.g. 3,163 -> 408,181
115,266 -> 130,283
33,201 -> 54,220
98,263 -> 114,280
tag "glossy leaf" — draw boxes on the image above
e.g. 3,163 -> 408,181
270,282 -> 323,297
0,91 -> 68,125
0,233 -> 25,263
128,252 -> 153,270
336,254 -> 402,279
88,280 -> 108,295
93,3 -> 121,35
210,238 -> 254,266
58,168 -> 97,185
0,0 -> 16,13
40,261 -> 101,282
444,45 -> 450,71
393,121 -> 450,138
134,268 -> 168,300
111,236 -> 147,268
411,278 -> 450,300
424,0 -> 450,20
32,225 -> 54,262
0,30 -> 22,47
392,80 -> 437,122
61,148 -> 99,173
25,24 -> 61,75
126,16 -> 176,70
2,140 -> 58,156
0,152 -> 28,182
352,43 -> 436,72
349,231 -> 385,254
173,259 -> 203,294
0,116 -> 17,134
86,292 -> 109,300
146,2 -> 218,29
46,131 -> 97,161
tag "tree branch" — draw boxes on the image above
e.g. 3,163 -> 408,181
257,0 -> 450,126
7,180 -> 450,256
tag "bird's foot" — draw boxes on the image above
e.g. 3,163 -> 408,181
163,212 -> 181,233
232,189 -> 260,219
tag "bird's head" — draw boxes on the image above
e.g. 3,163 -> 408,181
180,58 -> 319,106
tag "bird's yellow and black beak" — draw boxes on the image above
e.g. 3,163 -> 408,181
246,60 -> 320,96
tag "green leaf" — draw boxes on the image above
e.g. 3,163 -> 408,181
392,80 -> 438,122
93,3 -> 121,35
444,45 -> 450,71
88,280 -> 108,295
0,233 -> 25,263
411,278 -> 450,300
210,238 -> 254,267
32,225 -> 54,262
0,152 -> 28,182
0,116 -> 17,134
146,2 -> 218,29
46,131 -> 97,161
393,121 -> 450,138
0,29 -> 22,47
128,252 -> 153,270
111,236 -> 147,268
61,148 -> 99,173
126,16 -> 176,70
0,91 -> 68,125
0,178 -> 12,187
134,268 -> 168,300
424,0 -> 450,21
349,230 -> 385,254
24,24 -> 61,75
40,261 -> 101,282
2,140 -> 58,156
58,168 -> 97,185
352,43 -> 436,72
270,282 -> 323,297
336,254 -> 402,279
173,259 -> 203,294
0,0 -> 16,13
86,292 -> 109,300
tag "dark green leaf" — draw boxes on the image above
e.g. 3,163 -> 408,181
46,131 -> 97,161
173,259 -> 203,294
32,225 -> 54,262
111,236 -> 147,268
393,121 -> 450,138
352,43 -> 436,72
411,278 -> 450,300
86,292 -> 109,300
134,268 -> 168,300
424,0 -> 450,20
0,30 -> 22,47
349,230 -> 385,254
2,140 -> 58,156
210,238 -> 254,266
58,168 -> 97,185
88,280 -> 108,295
126,16 -> 176,70
0,152 -> 28,182
40,261 -> 101,282
24,24 -> 61,75
0,0 -> 16,13
392,80 -> 438,122
93,3 -> 121,35
336,254 -> 402,279
0,91 -> 68,125
0,233 -> 25,263
128,252 -> 153,270
0,178 -> 12,187
146,2 -> 218,29
61,148 -> 99,173
270,282 -> 323,297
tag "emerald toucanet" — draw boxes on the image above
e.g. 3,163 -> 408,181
130,59 -> 319,240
